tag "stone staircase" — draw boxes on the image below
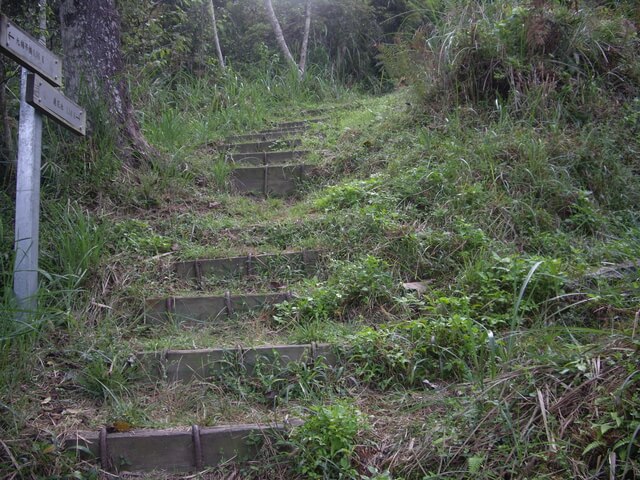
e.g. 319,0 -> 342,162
65,118 -> 336,474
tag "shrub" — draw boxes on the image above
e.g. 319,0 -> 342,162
291,402 -> 367,479
274,255 -> 395,323
344,315 -> 489,388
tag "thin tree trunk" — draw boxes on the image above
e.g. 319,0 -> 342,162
298,0 -> 312,76
60,0 -> 154,167
263,0 -> 298,71
0,0 -> 14,187
207,0 -> 225,70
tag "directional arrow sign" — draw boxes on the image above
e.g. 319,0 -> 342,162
0,14 -> 62,87
26,73 -> 86,136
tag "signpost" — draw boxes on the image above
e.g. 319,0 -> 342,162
27,73 -> 86,136
0,15 -> 62,87
0,13 -> 86,314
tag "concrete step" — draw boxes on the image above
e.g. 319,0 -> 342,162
174,250 -> 321,281
145,292 -> 292,324
65,421 -> 297,474
221,138 -> 302,154
137,342 -> 336,382
230,164 -> 311,197
226,149 -> 309,165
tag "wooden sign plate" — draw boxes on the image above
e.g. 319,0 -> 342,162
26,73 -> 86,136
0,14 -> 62,87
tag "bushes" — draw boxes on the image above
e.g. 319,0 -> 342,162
380,1 -> 640,117
344,315 -> 489,387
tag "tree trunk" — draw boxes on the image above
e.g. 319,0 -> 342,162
298,0 -> 312,77
0,0 -> 14,187
263,0 -> 298,71
207,0 -> 225,70
59,0 -> 153,167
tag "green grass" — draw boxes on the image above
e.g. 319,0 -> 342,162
1,2 -> 639,476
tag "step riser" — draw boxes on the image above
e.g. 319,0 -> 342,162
66,423 -> 293,473
226,150 -> 309,165
174,251 -> 321,281
222,139 -> 302,153
139,343 -> 336,382
231,164 -> 310,197
145,293 -> 290,324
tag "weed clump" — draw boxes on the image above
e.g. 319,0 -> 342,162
275,255 -> 395,324
290,402 -> 368,480
344,316 -> 489,388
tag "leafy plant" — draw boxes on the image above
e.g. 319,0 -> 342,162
460,253 -> 566,327
212,351 -> 338,405
345,315 -> 489,388
274,255 -> 395,324
108,219 -> 172,255
290,402 -> 367,479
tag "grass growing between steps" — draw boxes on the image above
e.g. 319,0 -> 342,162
3,6 -> 640,473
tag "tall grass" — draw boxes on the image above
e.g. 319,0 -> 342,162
380,0 -> 640,120
134,64 -> 355,155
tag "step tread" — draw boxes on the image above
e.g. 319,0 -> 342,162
225,129 -> 308,144
226,149 -> 309,165
137,343 -> 337,382
145,292 -> 292,324
270,118 -> 325,129
221,138 -> 302,154
174,250 -> 322,280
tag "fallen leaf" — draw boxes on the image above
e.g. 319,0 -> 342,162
42,444 -> 56,454
41,396 -> 52,405
107,420 -> 133,433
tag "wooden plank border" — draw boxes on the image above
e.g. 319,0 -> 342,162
65,421 -> 299,473
144,292 -> 292,324
230,164 -> 310,197
137,342 -> 336,382
174,250 -> 321,281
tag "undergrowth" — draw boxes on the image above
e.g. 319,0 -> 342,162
1,1 -> 639,478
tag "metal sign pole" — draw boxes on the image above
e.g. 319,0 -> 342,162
13,67 -> 43,313
1,7 -> 85,315
13,4 -> 46,314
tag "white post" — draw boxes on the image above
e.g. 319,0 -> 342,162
13,2 -> 46,314
13,68 -> 43,313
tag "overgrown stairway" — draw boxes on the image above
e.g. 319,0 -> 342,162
225,119 -> 323,197
66,118 -> 336,474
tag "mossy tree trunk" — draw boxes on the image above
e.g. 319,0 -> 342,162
59,0 -> 153,167
0,0 -> 15,188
